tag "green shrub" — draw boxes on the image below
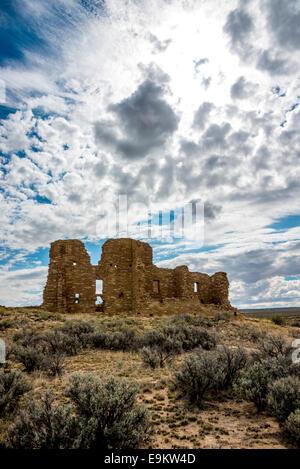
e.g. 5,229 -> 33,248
271,315 -> 285,326
284,410 -> 300,447
0,318 -> 14,331
141,347 -> 160,369
8,374 -> 149,449
89,331 -> 108,348
11,345 -> 45,373
142,330 -> 182,368
217,345 -> 248,389
58,320 -> 94,348
66,373 -> 149,449
107,328 -> 141,352
13,328 -> 43,348
42,329 -> 81,356
267,376 -> 300,422
162,325 -> 217,351
0,370 -> 31,416
174,350 -> 224,408
255,333 -> 291,360
42,352 -> 66,377
89,328 -> 140,352
9,390 -> 77,449
235,357 -> 289,411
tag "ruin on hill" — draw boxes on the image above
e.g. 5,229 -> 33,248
42,238 -> 233,314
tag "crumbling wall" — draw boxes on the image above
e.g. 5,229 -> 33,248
43,240 -> 95,314
43,238 -> 233,314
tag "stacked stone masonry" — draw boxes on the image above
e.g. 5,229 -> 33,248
43,238 -> 233,314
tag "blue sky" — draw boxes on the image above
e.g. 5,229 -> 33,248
1,0 -> 300,308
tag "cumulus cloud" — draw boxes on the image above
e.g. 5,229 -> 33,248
193,102 -> 214,129
94,79 -> 178,159
230,76 -> 255,99
1,0 -> 300,307
265,0 -> 300,51
223,7 -> 254,60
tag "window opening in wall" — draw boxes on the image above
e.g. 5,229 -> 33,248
194,282 -> 199,293
96,296 -> 103,304
75,299 -> 79,304
153,280 -> 160,294
114,265 -> 118,269
75,293 -> 79,298
96,280 -> 103,294
73,261 -> 77,266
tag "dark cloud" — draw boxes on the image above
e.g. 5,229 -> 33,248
68,193 -> 81,204
180,139 -> 200,157
216,245 -> 300,284
94,79 -> 178,159
204,201 -> 222,221
203,155 -> 226,171
223,7 -> 254,58
193,102 -> 214,129
257,49 -> 293,75
201,123 -> 231,150
266,0 -> 300,51
231,76 -> 253,99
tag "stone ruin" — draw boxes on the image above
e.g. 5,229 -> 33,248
42,238 -> 233,315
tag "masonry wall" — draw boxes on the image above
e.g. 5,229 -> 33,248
43,240 -> 95,314
43,238 -> 233,314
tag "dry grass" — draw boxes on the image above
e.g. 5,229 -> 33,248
0,306 -> 299,449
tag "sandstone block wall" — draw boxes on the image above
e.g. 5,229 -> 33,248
42,238 -> 233,314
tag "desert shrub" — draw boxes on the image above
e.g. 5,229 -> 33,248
42,329 -> 81,356
169,314 -> 212,328
143,329 -> 166,348
291,320 -> 300,328
8,374 -> 149,449
271,315 -> 285,326
58,321 -> 94,348
162,325 -> 217,351
13,328 -> 43,348
89,331 -> 108,348
141,347 -> 160,369
174,350 -> 224,407
9,390 -> 77,449
214,311 -> 231,322
142,330 -> 182,368
89,328 -> 140,352
249,329 -> 265,343
267,376 -> 300,422
217,345 -> 248,389
284,410 -> 300,446
235,357 -> 289,411
66,373 -> 149,449
255,333 -> 291,360
42,352 -> 66,377
0,318 -> 14,331
0,370 -> 31,416
107,328 -> 141,352
11,344 -> 45,373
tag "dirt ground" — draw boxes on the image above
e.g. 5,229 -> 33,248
0,306 -> 299,449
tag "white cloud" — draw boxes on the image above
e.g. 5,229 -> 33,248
0,0 -> 300,306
